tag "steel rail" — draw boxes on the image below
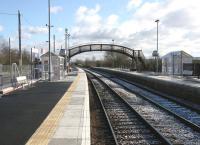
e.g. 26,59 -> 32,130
91,69 -> 200,132
116,75 -> 200,113
86,70 -> 172,145
87,74 -> 119,145
94,69 -> 200,113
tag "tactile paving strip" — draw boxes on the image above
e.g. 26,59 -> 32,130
26,74 -> 80,145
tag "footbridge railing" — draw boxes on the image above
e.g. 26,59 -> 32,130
68,43 -> 145,63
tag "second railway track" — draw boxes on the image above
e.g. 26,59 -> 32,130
87,72 -> 171,145
91,69 -> 200,129
86,69 -> 200,145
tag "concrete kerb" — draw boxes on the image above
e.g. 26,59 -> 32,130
93,67 -> 200,104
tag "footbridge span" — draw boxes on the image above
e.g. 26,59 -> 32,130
68,43 -> 145,70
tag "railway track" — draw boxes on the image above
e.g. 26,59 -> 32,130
91,70 -> 200,130
88,76 -> 116,145
86,69 -> 200,145
87,72 -> 171,145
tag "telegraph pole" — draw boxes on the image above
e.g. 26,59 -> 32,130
9,37 -> 12,79
8,37 -> 11,66
18,10 -> 22,74
31,47 -> 33,85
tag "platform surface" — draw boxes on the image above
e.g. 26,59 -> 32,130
26,69 -> 90,145
107,68 -> 200,88
0,77 -> 75,145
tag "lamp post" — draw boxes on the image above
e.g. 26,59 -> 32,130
111,39 -> 115,68
155,19 -> 159,73
46,0 -> 53,81
65,29 -> 68,70
67,33 -> 70,50
53,34 -> 56,53
112,39 -> 114,44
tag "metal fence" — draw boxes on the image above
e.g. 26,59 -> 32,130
0,64 -> 36,89
0,63 -> 67,90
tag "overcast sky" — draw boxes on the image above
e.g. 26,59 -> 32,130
0,0 -> 200,60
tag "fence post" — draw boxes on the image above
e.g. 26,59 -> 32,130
0,75 -> 3,91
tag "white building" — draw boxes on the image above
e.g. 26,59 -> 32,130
162,51 -> 193,75
41,52 -> 65,80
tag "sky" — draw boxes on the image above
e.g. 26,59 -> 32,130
0,0 -> 200,60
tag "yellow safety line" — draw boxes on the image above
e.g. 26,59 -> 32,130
26,73 -> 80,145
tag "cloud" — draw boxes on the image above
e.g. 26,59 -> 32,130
72,5 -> 102,39
50,6 -> 63,14
106,14 -> 118,26
127,0 -> 142,10
0,25 -> 3,32
16,26 -> 49,40
163,9 -> 192,28
24,26 -> 48,35
57,27 -> 64,33
0,36 -> 6,46
71,0 -> 200,58
21,32 -> 32,40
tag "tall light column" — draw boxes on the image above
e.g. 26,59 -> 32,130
155,19 -> 159,73
53,34 -> 55,53
65,28 -> 68,70
67,33 -> 70,50
48,0 -> 51,81
67,33 -> 70,73
112,39 -> 114,44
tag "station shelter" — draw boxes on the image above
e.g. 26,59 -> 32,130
41,52 -> 65,80
162,51 -> 193,75
193,58 -> 200,78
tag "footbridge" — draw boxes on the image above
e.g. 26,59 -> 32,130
68,43 -> 145,69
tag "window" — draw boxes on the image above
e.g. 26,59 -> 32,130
183,63 -> 193,71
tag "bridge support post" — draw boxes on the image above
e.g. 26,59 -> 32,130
66,50 -> 70,73
67,59 -> 70,73
130,50 -> 137,71
130,58 -> 137,71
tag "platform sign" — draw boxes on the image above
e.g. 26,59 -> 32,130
0,64 -> 2,73
152,50 -> 159,57
0,75 -> 2,89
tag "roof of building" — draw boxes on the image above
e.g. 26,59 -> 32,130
193,57 -> 200,63
40,51 -> 64,58
162,50 -> 193,58
193,57 -> 200,60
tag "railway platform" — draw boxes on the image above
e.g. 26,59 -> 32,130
0,69 -> 90,145
26,69 -> 90,145
109,68 -> 200,88
93,67 -> 200,109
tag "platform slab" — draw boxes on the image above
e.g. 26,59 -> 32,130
49,69 -> 90,145
26,69 -> 90,145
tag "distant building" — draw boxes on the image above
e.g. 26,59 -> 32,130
41,52 -> 65,80
193,57 -> 200,77
162,51 -> 193,75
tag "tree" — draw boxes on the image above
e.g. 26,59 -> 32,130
103,52 -> 132,69
0,37 -> 31,65
145,58 -> 162,72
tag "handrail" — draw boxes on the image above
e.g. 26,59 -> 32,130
68,43 -> 145,60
